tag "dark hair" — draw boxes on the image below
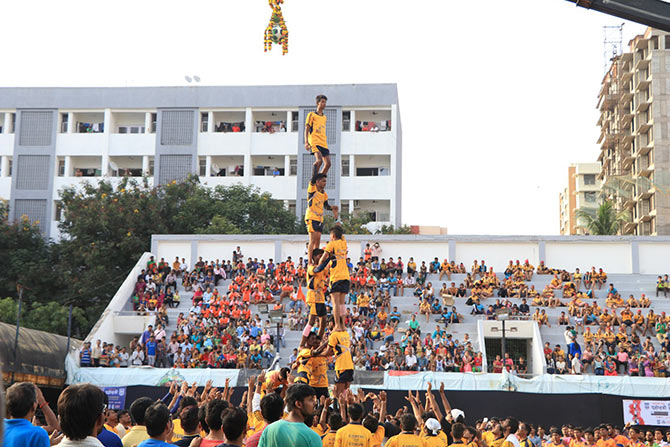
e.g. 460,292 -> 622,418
285,384 -> 316,411
6,382 -> 36,418
221,407 -> 248,441
348,403 -> 364,422
261,392 -> 284,423
57,384 -> 106,441
206,399 -> 229,431
198,405 -> 209,434
551,428 -> 561,435
312,248 -> 324,262
316,95 -> 328,103
330,226 -> 344,240
129,397 -> 154,425
145,402 -> 172,437
118,410 -> 129,419
279,367 -> 290,380
452,422 -> 466,440
363,414 -> 379,433
329,413 -> 344,431
506,417 -> 519,434
179,396 -> 198,413
401,413 -> 417,432
180,406 -> 201,433
314,173 -> 327,182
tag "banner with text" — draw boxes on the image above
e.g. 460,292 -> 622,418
623,400 -> 670,426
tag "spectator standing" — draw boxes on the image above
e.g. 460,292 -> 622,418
3,382 -> 60,447
137,402 -> 177,447
56,383 -> 107,447
258,384 -> 321,447
122,397 -> 153,447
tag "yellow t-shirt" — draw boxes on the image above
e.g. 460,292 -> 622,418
371,426 -> 385,447
295,348 -> 314,381
306,111 -> 328,149
122,426 -> 149,447
450,443 -> 469,447
335,423 -> 372,447
307,265 -> 326,304
323,431 -> 338,447
325,238 -> 350,283
423,431 -> 448,446
386,433 -> 426,447
308,355 -> 329,388
424,435 -> 448,446
305,182 -> 328,223
246,410 -> 265,438
329,330 -> 354,372
483,431 -> 496,446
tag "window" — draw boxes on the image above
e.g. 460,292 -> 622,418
342,111 -> 351,131
651,36 -> 659,50
583,174 -> 596,185
357,167 -> 379,176
60,113 -> 69,133
54,201 -> 63,221
342,158 -> 350,177
291,112 -> 299,132
8,159 -> 12,176
666,35 -> 670,50
201,112 -> 209,132
150,113 -> 157,134
584,192 -> 597,203
199,158 -> 207,177
148,158 -> 155,176
289,157 -> 298,176
58,159 -> 65,177
10,113 -> 15,134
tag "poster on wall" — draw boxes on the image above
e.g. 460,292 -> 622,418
103,387 -> 127,410
623,400 -> 670,426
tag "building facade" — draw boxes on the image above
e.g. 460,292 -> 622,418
0,84 -> 402,238
597,27 -> 670,235
559,163 -> 600,235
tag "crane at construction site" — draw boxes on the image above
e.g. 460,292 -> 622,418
568,0 -> 670,32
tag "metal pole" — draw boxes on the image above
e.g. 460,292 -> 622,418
65,304 -> 73,359
501,319 -> 506,368
12,286 -> 23,385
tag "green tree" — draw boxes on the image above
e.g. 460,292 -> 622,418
575,200 -> 629,235
323,212 -> 372,235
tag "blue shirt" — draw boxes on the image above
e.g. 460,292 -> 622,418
98,427 -> 123,447
3,418 -> 50,447
138,439 -> 178,447
146,340 -> 157,356
250,326 -> 262,338
80,348 -> 91,364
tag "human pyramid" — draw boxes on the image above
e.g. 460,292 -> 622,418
289,94 -> 355,401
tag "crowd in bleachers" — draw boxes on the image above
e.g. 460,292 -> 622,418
79,245 -> 670,377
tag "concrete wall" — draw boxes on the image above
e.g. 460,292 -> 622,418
152,234 -> 670,274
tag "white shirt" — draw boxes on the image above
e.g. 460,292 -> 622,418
572,356 -> 582,374
506,433 -> 521,447
406,354 -> 417,367
58,436 -> 104,447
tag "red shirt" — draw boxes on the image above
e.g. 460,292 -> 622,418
246,424 -> 268,447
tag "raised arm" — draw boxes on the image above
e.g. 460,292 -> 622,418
438,381 -> 452,414
426,382 -> 444,421
34,385 -> 60,433
379,391 -> 387,422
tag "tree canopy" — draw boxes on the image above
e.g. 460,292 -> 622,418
575,200 -> 629,235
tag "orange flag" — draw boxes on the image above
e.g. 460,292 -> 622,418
296,286 -> 306,302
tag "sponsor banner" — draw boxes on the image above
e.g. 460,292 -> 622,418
103,387 -> 127,410
66,356 -> 239,387
623,400 -> 670,426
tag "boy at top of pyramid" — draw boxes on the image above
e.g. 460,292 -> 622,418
305,94 -> 330,178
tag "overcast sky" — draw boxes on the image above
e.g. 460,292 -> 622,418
2,1 -> 647,234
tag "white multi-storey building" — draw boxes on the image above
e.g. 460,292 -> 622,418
0,84 -> 402,238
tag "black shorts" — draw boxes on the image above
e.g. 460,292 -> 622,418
310,302 -> 327,317
305,219 -> 323,234
312,386 -> 329,399
335,369 -> 354,384
623,320 -> 633,327
330,280 -> 350,294
315,145 -> 330,156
